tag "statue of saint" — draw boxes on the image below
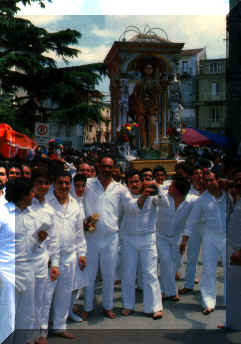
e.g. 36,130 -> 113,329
130,64 -> 161,149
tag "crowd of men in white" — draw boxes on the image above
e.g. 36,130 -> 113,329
0,156 -> 241,344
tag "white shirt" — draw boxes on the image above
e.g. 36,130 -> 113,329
120,191 -> 157,236
83,178 -> 127,237
0,205 -> 15,286
47,191 -> 86,262
156,190 -> 198,239
30,198 -> 60,274
4,202 -> 40,292
184,190 -> 227,237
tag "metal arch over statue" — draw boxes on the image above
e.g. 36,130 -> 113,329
104,25 -> 184,165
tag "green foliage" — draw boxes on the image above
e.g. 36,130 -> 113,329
0,95 -> 31,135
0,2 -> 108,133
0,0 -> 51,16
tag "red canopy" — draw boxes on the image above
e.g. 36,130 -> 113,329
182,128 -> 211,146
0,123 -> 38,159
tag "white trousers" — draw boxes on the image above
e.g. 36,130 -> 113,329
184,228 -> 203,289
156,234 -> 180,297
200,234 -> 226,309
121,234 -> 162,313
0,276 -> 15,344
14,278 -> 35,344
41,253 -> 76,332
84,233 -> 119,312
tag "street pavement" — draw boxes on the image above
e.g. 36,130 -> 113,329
47,259 -> 241,344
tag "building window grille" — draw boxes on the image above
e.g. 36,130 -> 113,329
209,107 -> 220,122
182,61 -> 188,73
209,63 -> 221,73
211,82 -> 220,96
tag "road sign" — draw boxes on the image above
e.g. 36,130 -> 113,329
34,122 -> 50,147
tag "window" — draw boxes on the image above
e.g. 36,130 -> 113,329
211,82 -> 220,96
209,107 -> 220,122
182,61 -> 188,73
209,63 -> 221,73
65,123 -> 72,137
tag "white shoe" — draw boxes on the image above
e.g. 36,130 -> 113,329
69,311 -> 83,322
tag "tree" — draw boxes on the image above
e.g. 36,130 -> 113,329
0,0 -> 107,132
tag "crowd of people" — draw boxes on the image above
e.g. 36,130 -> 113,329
0,143 -> 241,344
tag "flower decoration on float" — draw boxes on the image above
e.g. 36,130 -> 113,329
119,122 -> 139,142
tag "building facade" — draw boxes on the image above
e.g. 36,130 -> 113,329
177,48 -> 207,128
197,58 -> 227,134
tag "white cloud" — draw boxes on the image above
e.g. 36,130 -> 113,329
18,15 -> 64,26
91,26 -> 117,39
44,44 -> 109,65
18,0 -> 229,15
104,15 -> 226,58
19,0 -> 86,15
98,0 -> 229,15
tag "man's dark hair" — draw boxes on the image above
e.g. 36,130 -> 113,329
7,162 -> 23,176
172,175 -> 190,196
31,167 -> 51,183
141,167 -> 153,174
175,162 -> 193,177
153,165 -> 167,177
73,173 -> 87,185
5,178 -> 34,204
0,162 -> 8,175
54,169 -> 72,182
125,169 -> 143,184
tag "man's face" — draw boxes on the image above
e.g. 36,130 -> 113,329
204,173 -> 219,194
74,180 -> 86,197
21,188 -> 35,208
143,170 -> 153,182
0,167 -> 8,186
99,158 -> 114,178
144,65 -> 153,77
112,167 -> 121,182
22,165 -> 31,179
33,176 -> 50,199
8,167 -> 21,181
127,174 -> 143,195
168,180 -> 177,196
192,169 -> 203,185
89,165 -> 97,178
154,171 -> 166,185
233,172 -> 241,195
78,163 -> 91,178
54,176 -> 71,199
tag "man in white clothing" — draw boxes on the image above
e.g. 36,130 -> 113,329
42,170 -> 87,339
180,172 -> 232,314
180,166 -> 205,294
120,170 -> 163,319
82,156 -> 126,320
30,168 -> 60,344
156,175 -> 197,301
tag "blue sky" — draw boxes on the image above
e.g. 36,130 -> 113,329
18,1 -> 229,94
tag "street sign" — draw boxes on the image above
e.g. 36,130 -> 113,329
34,122 -> 50,148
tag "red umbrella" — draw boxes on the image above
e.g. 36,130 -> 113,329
182,128 -> 211,146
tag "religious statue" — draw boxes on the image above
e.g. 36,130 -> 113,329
130,64 -> 161,150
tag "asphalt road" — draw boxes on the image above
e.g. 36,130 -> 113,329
45,259 -> 241,344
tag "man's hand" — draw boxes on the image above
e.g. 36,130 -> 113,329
50,267 -> 59,281
79,256 -> 87,270
37,230 -> 48,242
179,236 -> 189,255
230,249 -> 241,266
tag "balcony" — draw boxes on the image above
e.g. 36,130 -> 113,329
199,120 -> 225,129
199,91 -> 226,102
